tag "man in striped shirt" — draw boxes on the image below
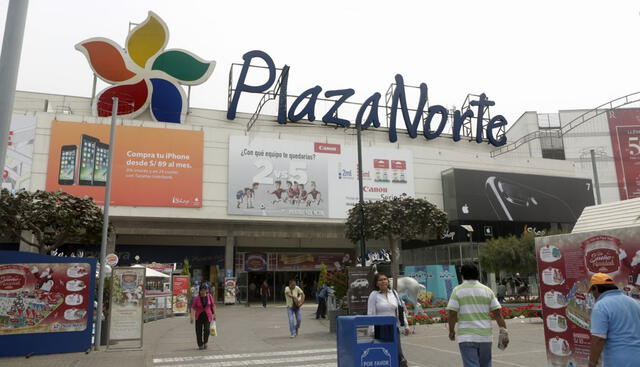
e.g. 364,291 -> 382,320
447,264 -> 509,367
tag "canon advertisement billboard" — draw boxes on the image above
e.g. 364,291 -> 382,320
442,169 -> 595,223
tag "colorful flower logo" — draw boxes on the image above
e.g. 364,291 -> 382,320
75,12 -> 215,123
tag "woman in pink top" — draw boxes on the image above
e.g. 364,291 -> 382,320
190,284 -> 216,350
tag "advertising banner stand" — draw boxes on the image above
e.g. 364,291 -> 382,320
0,251 -> 96,357
224,277 -> 237,305
347,267 -> 374,315
107,267 -> 145,351
172,275 -> 190,314
536,226 -> 640,367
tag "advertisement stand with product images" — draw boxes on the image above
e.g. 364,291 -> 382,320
347,267 -> 374,315
0,251 -> 96,357
172,275 -> 190,314
224,277 -> 237,305
536,226 -> 640,367
107,267 -> 146,350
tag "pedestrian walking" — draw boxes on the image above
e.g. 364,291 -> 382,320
284,279 -> 305,338
315,283 -> 329,319
496,280 -> 507,304
190,284 -> 216,350
367,272 -> 410,367
260,280 -> 270,308
587,272 -> 640,367
447,263 -> 508,367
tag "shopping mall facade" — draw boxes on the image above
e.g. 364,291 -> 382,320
4,12 -> 637,300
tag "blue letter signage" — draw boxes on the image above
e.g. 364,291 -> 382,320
227,50 -> 508,147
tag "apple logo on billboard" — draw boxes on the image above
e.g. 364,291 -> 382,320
462,204 -> 470,214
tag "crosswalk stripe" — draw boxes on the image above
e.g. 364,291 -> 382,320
153,348 -> 335,364
154,353 -> 336,367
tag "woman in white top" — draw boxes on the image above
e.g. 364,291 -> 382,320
367,272 -> 410,367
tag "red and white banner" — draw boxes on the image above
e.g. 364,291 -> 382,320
172,275 -> 189,314
608,109 -> 640,200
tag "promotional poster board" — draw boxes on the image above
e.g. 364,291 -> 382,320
45,121 -> 203,207
404,265 -> 459,304
228,136 -> 414,219
277,252 -> 353,271
536,226 -> 640,367
2,115 -> 36,192
348,267 -> 374,315
172,275 -> 189,314
0,251 -> 96,357
608,108 -> 640,200
442,168 -> 594,223
108,267 -> 145,349
224,277 -> 237,305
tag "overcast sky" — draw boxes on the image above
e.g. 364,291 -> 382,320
2,0 -> 640,125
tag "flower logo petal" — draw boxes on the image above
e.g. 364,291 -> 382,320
151,49 -> 216,85
150,78 -> 185,123
75,38 -> 136,83
126,11 -> 168,68
96,79 -> 150,118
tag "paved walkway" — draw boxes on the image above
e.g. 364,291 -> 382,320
0,303 -> 548,367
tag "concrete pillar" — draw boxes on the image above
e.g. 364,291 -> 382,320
18,230 -> 38,253
225,236 -> 235,275
488,272 -> 497,292
106,234 -> 116,255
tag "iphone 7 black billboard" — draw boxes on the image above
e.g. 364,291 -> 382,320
442,168 -> 595,223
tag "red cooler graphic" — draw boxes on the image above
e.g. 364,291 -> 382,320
582,236 -> 621,275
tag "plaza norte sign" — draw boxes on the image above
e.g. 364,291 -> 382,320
75,12 -> 507,147
227,50 -> 508,147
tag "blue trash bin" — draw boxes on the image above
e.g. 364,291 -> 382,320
337,315 -> 398,367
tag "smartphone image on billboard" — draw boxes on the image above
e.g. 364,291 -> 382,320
58,145 -> 77,185
485,176 -> 577,222
92,142 -> 109,186
78,134 -> 98,186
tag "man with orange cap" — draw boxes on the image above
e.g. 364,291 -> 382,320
587,273 -> 640,367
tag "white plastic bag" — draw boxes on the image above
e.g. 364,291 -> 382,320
210,321 -> 217,336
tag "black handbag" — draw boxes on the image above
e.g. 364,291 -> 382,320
392,290 -> 406,327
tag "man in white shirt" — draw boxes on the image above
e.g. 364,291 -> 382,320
447,264 -> 508,367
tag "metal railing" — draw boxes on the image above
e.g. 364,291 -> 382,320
491,91 -> 640,157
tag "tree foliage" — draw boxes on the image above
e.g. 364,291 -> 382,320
317,263 -> 328,287
480,230 -> 567,274
345,194 -> 448,243
345,194 -> 448,287
0,189 -> 110,254
479,232 -> 539,273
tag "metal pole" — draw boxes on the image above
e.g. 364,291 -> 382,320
356,119 -> 366,266
90,74 -> 97,109
0,0 -> 29,171
95,97 -> 118,349
590,149 -> 602,205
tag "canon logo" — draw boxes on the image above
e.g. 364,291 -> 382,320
314,142 -> 341,154
364,186 -> 388,193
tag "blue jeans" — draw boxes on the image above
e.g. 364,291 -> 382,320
287,307 -> 301,336
459,342 -> 492,367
